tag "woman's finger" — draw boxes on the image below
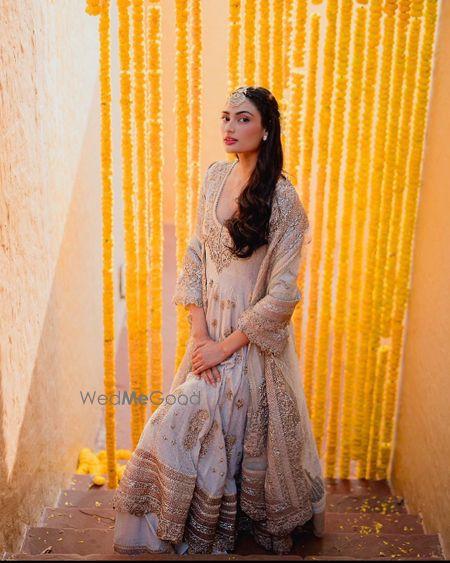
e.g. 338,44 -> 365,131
213,366 -> 221,384
209,368 -> 218,385
206,369 -> 215,385
210,368 -> 218,386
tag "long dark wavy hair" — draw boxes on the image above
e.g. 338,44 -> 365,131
224,86 -> 287,259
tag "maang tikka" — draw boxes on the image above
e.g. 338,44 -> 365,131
227,87 -> 268,141
227,86 -> 250,106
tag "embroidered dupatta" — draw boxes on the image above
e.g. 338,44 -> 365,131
171,161 -> 326,554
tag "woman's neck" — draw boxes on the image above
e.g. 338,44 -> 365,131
235,152 -> 258,178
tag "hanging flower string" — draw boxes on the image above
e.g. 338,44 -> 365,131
117,0 -> 142,449
243,0 -> 256,86
325,3 -> 367,477
377,0 -> 438,478
85,0 -> 118,489
308,0 -> 339,450
147,0 -> 164,415
298,13 -> 319,406
131,0 -> 150,430
174,0 -> 192,369
338,2 -> 375,478
348,0 -> 396,471
80,0 -> 440,485
228,0 -> 241,95
188,0 -> 203,254
258,0 -> 270,87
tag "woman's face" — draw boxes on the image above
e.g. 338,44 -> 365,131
221,99 -> 266,155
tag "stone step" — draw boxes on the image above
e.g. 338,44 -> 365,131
303,558 -> 443,561
299,511 -> 424,534
325,494 -> 406,514
41,507 -> 423,535
21,528 -> 114,557
290,532 -> 443,559
3,555 -> 442,562
56,490 -> 114,510
20,527 -> 443,559
236,529 -> 443,559
324,479 -> 391,497
66,475 -> 109,491
56,489 -> 407,514
4,553 -> 303,561
68,474 -> 392,497
41,508 -> 116,530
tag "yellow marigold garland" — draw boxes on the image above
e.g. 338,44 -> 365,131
132,0 -> 150,430
366,345 -> 390,478
147,1 -> 164,415
285,0 -> 307,185
308,0 -> 338,450
270,0 -> 283,108
228,0 -> 241,94
324,1 -> 363,479
97,0 -> 117,488
243,0 -> 256,85
377,0 -> 438,478
85,0 -> 102,16
381,0 -> 423,337
258,0 -> 270,87
174,0 -> 192,370
86,0 -> 118,488
339,0 -> 383,479
289,0 -> 308,363
349,0 -> 396,467
117,0 -> 141,449
366,0 -> 424,480
356,0 -> 412,479
298,14 -> 319,404
188,0 -> 203,242
282,0 -> 294,89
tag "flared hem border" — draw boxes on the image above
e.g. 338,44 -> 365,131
113,542 -> 175,555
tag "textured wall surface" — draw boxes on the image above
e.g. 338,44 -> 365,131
391,2 -> 450,558
0,0 -> 113,552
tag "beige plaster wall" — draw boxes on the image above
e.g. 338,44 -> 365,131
390,1 -> 450,557
0,0 -> 119,552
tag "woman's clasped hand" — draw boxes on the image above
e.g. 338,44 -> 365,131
191,334 -> 227,386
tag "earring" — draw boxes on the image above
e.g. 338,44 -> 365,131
263,133 -> 268,141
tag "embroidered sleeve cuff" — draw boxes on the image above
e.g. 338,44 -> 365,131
237,307 -> 290,356
171,245 -> 203,310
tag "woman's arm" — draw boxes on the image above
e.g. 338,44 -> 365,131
235,184 -> 311,356
219,328 -> 250,357
171,161 -> 217,312
186,304 -> 209,340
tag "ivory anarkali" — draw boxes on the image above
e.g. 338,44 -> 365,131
112,159 -> 326,555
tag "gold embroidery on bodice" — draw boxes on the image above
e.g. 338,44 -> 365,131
202,160 -> 294,275
203,160 -> 239,274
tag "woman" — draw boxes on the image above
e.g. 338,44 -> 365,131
112,86 -> 325,556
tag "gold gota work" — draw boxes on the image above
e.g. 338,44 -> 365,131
114,160 -> 324,556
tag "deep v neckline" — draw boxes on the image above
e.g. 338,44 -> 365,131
213,160 -> 238,227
